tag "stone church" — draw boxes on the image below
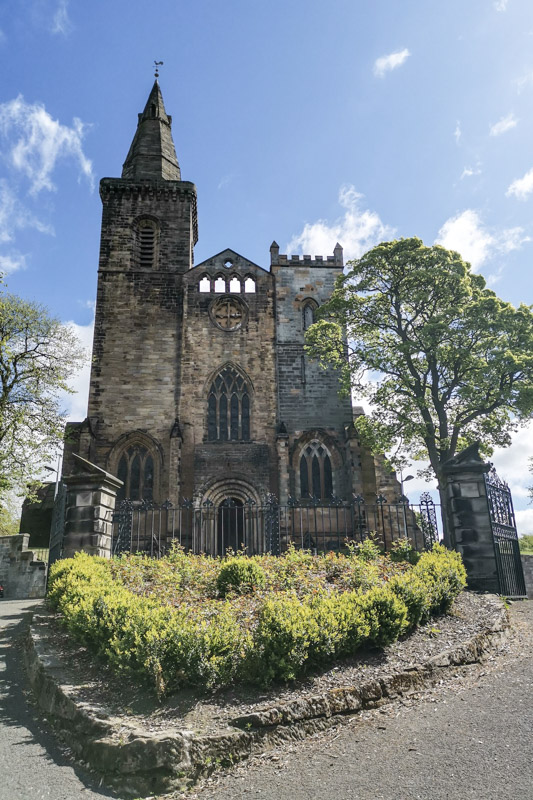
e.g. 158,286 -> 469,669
64,80 -> 399,514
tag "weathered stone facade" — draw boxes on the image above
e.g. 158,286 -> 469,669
64,80 -> 402,513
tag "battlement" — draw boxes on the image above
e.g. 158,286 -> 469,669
270,241 -> 343,268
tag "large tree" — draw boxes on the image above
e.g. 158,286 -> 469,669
0,283 -> 85,498
305,237 -> 533,537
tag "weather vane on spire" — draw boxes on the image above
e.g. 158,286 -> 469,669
154,60 -> 164,78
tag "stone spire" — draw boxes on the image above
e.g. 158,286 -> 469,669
121,80 -> 181,181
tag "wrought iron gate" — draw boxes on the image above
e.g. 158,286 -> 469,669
485,469 -> 526,598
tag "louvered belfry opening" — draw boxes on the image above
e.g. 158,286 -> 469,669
137,220 -> 157,268
207,366 -> 250,441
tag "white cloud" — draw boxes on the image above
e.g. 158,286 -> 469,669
454,121 -> 462,144
0,252 -> 27,274
0,179 -> 53,243
286,185 -> 395,261
489,113 -> 518,137
436,209 -> 530,270
516,509 -> 533,535
460,165 -> 482,180
51,0 -> 73,35
506,167 -> 533,200
494,0 -> 509,10
60,318 -> 93,421
0,95 -> 93,195
373,48 -> 410,78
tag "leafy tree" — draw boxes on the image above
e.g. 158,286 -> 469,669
305,238 -> 533,541
0,281 -> 85,499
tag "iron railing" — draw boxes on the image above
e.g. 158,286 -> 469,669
112,494 -> 441,558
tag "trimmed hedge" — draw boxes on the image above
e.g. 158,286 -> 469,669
47,544 -> 466,694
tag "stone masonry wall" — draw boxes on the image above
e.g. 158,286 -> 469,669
521,553 -> 533,598
180,252 -> 278,501
0,534 -> 47,599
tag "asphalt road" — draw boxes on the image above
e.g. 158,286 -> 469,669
0,599 -> 116,800
1,599 -> 532,800
183,601 -> 533,800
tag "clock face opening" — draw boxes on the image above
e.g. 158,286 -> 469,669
209,296 -> 247,331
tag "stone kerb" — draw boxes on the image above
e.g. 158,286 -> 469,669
62,454 -> 123,559
441,443 -> 497,593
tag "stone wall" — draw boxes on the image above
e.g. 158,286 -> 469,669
521,553 -> 533,599
0,534 -> 47,599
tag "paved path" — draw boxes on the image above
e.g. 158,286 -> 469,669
183,601 -> 533,800
1,599 -> 532,800
0,599 -> 116,800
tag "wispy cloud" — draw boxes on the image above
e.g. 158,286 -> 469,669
436,209 -> 530,272
494,0 -> 509,10
373,48 -> 410,78
0,179 -> 53,243
489,113 -> 518,137
460,165 -> 482,180
286,185 -> 395,261
506,167 -> 533,200
0,95 -> 93,195
515,70 -> 533,93
51,0 -> 73,36
454,121 -> 462,144
60,317 -> 93,421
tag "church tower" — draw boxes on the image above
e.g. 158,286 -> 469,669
70,80 -> 197,503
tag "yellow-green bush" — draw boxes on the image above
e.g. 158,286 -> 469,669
216,557 -> 266,597
47,545 -> 467,694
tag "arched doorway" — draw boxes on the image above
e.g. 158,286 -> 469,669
217,498 -> 244,554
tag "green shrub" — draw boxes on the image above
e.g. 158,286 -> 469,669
347,535 -> 381,562
47,545 -> 467,693
389,537 -> 420,565
217,557 -> 266,596
355,587 -> 408,646
412,544 -> 467,617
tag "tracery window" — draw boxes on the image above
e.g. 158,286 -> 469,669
207,366 -> 251,441
116,445 -> 154,501
299,440 -> 333,499
135,218 -> 158,268
302,301 -> 317,330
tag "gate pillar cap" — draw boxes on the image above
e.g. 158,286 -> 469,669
63,454 -> 124,491
441,442 -> 491,476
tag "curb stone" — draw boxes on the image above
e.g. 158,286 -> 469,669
24,598 -> 510,798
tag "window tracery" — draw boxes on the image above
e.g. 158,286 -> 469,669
299,440 -> 333,499
207,366 -> 251,441
116,445 -> 154,501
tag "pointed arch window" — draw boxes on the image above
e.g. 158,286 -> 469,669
299,440 -> 333,499
135,218 -> 159,269
116,445 -> 154,501
207,366 -> 251,441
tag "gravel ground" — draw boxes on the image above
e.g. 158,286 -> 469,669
166,600 -> 533,800
46,591 -> 504,735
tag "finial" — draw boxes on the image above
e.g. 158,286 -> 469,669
154,60 -> 164,78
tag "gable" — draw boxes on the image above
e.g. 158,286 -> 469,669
191,248 -> 269,277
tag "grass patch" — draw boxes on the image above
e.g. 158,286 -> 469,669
47,544 -> 466,697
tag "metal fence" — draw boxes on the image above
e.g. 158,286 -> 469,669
112,493 -> 441,558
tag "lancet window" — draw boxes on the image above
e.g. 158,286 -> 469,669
116,445 -> 154,501
299,440 -> 333,499
302,300 -> 318,330
207,366 -> 251,441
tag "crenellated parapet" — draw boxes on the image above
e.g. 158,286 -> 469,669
270,241 -> 343,268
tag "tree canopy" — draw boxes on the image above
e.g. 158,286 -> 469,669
0,282 -> 85,498
305,237 -> 533,495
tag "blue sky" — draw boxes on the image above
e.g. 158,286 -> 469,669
1,0 -> 533,527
